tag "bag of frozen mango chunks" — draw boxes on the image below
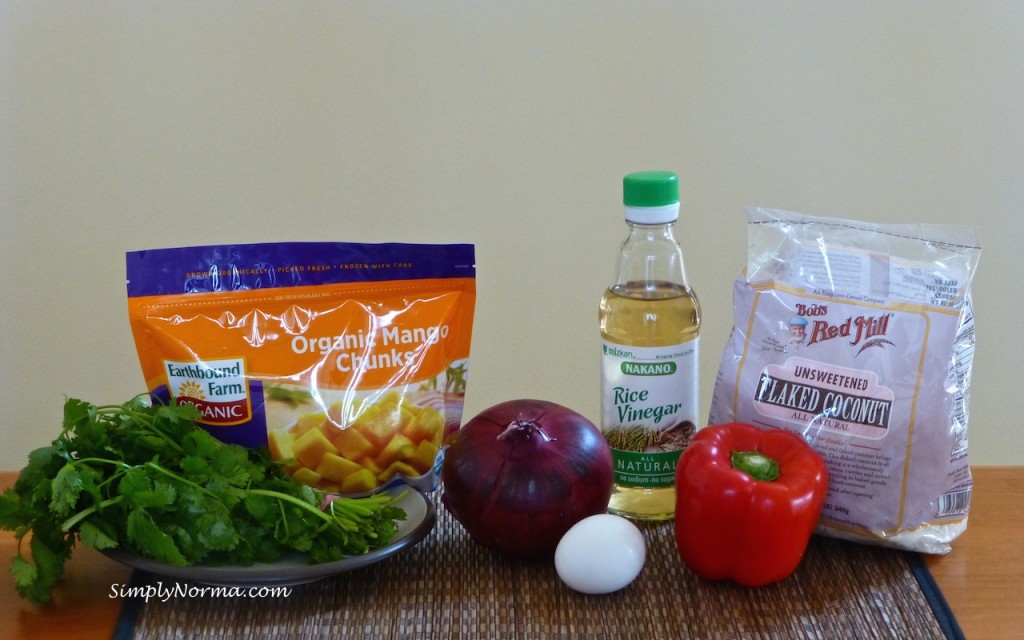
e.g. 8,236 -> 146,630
126,242 -> 476,495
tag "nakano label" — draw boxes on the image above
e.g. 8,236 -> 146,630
621,361 -> 677,376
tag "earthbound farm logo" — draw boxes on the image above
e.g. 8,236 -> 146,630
786,304 -> 895,357
163,358 -> 251,426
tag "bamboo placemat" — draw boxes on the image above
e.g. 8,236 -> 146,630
116,491 -> 962,640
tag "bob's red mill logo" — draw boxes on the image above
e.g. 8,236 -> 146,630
795,305 -> 894,355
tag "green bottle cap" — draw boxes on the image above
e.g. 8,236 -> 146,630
623,171 -> 679,207
622,171 -> 680,224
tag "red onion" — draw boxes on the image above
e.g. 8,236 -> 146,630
441,399 -> 614,558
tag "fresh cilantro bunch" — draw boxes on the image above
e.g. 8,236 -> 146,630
0,396 -> 407,603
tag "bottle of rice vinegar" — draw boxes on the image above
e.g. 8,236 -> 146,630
599,171 -> 701,520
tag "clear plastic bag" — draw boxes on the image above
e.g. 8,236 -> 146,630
126,242 -> 476,496
710,208 -> 980,553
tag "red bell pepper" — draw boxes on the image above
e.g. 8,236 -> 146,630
674,422 -> 828,587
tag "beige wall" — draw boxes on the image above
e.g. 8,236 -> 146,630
2,2 -> 1021,469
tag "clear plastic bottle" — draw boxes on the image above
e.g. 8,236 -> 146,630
599,170 -> 701,520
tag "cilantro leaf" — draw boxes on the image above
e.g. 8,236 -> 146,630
182,429 -> 221,460
13,446 -> 61,495
78,520 -> 118,550
196,516 -> 239,552
49,465 -> 84,517
126,509 -> 187,566
9,555 -> 37,588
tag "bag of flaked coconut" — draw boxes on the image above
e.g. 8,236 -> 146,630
710,208 -> 980,553
126,242 -> 476,496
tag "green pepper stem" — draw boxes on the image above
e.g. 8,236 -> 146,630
731,450 -> 780,482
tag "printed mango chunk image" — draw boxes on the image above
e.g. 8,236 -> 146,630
268,391 -> 445,493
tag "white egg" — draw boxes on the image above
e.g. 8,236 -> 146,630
554,513 -> 646,594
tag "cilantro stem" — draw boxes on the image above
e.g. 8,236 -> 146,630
74,457 -> 130,469
248,488 -> 333,525
119,405 -> 186,455
61,495 -> 124,532
143,461 -> 217,498
87,400 -> 187,456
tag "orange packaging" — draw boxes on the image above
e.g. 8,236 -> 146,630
126,242 -> 476,495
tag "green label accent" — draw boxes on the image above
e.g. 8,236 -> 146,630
611,449 -> 681,488
620,361 -> 677,376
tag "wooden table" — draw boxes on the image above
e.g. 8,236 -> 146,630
2,467 -> 1021,639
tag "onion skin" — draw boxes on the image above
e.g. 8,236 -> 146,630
441,399 -> 614,558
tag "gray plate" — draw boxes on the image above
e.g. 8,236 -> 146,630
101,488 -> 435,587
